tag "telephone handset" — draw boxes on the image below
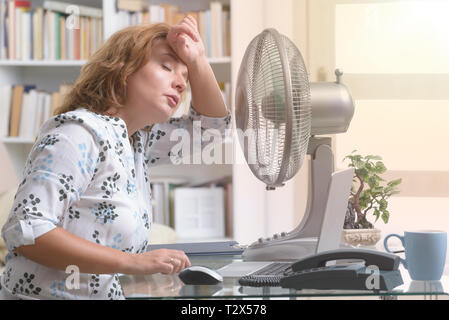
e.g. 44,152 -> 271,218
290,248 -> 400,272
239,249 -> 404,291
280,249 -> 403,291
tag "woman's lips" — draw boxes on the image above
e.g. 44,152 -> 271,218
166,95 -> 178,108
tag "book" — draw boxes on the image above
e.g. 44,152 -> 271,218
32,7 -> 44,60
43,1 -> 102,19
43,9 -> 49,60
48,10 -> 55,60
147,241 -> 244,256
50,91 -> 60,117
22,10 -> 32,60
33,90 -> 46,136
0,84 -> 12,137
55,12 -> 60,60
210,1 -> 222,58
0,0 -> 7,59
223,5 -> 231,57
160,4 -> 180,26
174,187 -> 225,239
59,14 -> 65,60
19,89 -> 39,138
204,10 -> 211,58
148,5 -> 164,24
9,84 -> 24,137
0,2 -> 104,61
110,3 -> 230,59
225,182 -> 233,238
2,83 -> 70,138
151,182 -> 166,225
117,0 -> 147,12
74,19 -> 80,60
7,0 -> 31,60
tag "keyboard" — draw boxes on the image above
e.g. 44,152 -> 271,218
238,262 -> 294,287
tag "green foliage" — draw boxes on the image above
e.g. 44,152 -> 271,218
343,150 -> 402,229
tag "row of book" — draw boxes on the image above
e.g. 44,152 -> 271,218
0,0 -> 103,60
0,83 -> 71,138
150,176 -> 233,239
116,0 -> 231,58
0,80 -> 231,139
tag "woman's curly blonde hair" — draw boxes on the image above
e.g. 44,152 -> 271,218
55,23 -> 170,115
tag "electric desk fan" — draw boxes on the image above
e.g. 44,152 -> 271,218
235,28 -> 355,261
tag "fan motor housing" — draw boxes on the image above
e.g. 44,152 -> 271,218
310,82 -> 355,136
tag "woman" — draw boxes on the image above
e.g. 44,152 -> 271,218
0,16 -> 231,300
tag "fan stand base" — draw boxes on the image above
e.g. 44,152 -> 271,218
243,137 -> 353,261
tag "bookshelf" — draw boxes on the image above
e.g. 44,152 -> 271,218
0,0 -> 234,241
0,60 -> 87,66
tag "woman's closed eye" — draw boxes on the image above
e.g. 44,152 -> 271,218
162,64 -> 172,72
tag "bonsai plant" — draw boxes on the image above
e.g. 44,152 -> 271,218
343,150 -> 402,230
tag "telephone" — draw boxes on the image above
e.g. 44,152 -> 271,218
239,249 -> 404,291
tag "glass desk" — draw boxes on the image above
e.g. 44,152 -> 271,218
119,255 -> 449,300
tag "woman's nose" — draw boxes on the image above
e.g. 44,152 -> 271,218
173,74 -> 187,92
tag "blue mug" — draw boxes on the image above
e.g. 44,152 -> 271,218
384,230 -> 447,281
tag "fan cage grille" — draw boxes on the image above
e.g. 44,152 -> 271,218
237,29 -> 311,186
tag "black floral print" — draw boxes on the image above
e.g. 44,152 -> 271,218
132,131 -> 143,154
148,129 -> 166,148
12,273 -> 42,296
12,194 -> 43,219
92,230 -> 101,244
90,202 -> 118,225
101,173 -> 121,199
98,139 -> 112,162
107,275 -> 123,300
0,107 -> 231,299
37,134 -> 60,150
114,140 -> 125,167
68,206 -> 80,220
54,114 -> 84,128
142,210 -> 150,230
96,114 -> 128,139
89,274 -> 100,295
58,174 -> 77,201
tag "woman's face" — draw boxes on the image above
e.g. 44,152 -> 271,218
123,38 -> 188,131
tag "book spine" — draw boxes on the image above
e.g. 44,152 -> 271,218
43,1 -> 102,19
59,14 -> 65,60
0,85 -> 12,137
9,85 -> 24,137
15,7 -> 21,60
21,10 -> 31,60
55,12 -> 60,60
111,3 -> 230,59
49,11 -> 55,60
205,10 -> 211,58
6,84 -> 71,138
3,4 -> 103,61
0,0 -> 5,59
74,20 -> 80,60
43,9 -> 49,60
7,0 -> 14,59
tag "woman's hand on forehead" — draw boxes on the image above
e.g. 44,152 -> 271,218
167,15 -> 206,67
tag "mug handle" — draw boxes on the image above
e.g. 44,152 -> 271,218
384,234 -> 407,269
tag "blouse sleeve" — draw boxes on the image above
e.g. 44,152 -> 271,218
143,105 -> 232,166
1,122 -> 99,251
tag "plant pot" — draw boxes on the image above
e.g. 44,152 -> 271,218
341,228 -> 382,247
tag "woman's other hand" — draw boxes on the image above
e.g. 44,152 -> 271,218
125,249 -> 191,275
167,15 -> 206,68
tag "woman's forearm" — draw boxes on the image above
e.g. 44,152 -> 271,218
15,227 -> 132,274
188,56 -> 228,118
